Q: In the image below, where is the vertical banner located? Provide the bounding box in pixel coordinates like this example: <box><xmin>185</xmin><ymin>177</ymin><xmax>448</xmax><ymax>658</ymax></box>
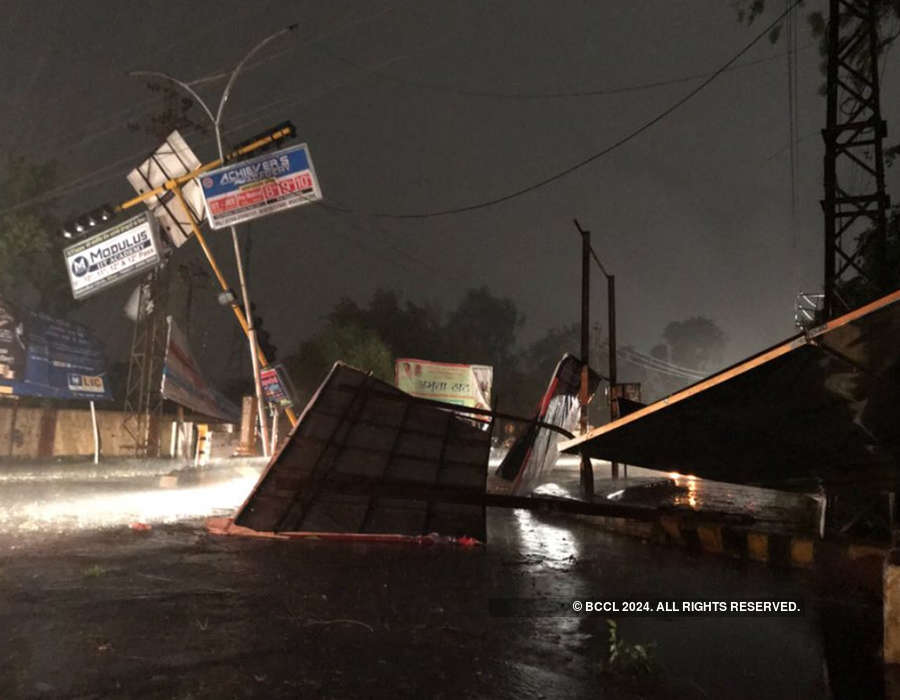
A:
<box><xmin>259</xmin><ymin>364</ymin><xmax>295</xmax><ymax>408</ymax></box>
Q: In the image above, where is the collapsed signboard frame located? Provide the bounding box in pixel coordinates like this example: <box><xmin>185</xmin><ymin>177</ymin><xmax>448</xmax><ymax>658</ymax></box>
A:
<box><xmin>63</xmin><ymin>211</ymin><xmax>162</xmax><ymax>301</ymax></box>
<box><xmin>560</xmin><ymin>288</ymin><xmax>900</xmax><ymax>490</ymax></box>
<box><xmin>233</xmin><ymin>363</ymin><xmax>492</xmax><ymax>541</ymax></box>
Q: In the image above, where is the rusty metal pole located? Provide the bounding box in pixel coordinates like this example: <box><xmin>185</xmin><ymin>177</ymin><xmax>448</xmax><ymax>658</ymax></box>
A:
<box><xmin>608</xmin><ymin>274</ymin><xmax>619</xmax><ymax>479</ymax></box>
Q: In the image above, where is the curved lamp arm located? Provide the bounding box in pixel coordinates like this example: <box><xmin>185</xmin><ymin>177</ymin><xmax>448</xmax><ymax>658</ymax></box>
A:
<box><xmin>216</xmin><ymin>24</ymin><xmax>298</xmax><ymax>135</ymax></box>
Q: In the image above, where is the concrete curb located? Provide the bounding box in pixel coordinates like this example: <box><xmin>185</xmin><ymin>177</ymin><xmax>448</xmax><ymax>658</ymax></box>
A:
<box><xmin>571</xmin><ymin>511</ymin><xmax>887</xmax><ymax>582</ymax></box>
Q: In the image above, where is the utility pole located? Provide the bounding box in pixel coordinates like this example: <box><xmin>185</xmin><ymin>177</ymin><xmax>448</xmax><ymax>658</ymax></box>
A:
<box><xmin>130</xmin><ymin>25</ymin><xmax>298</xmax><ymax>457</ymax></box>
<box><xmin>607</xmin><ymin>272</ymin><xmax>618</xmax><ymax>479</ymax></box>
<box><xmin>574</xmin><ymin>219</ymin><xmax>620</xmax><ymax>483</ymax></box>
<box><xmin>576</xmin><ymin>219</ymin><xmax>594</xmax><ymax>498</ymax></box>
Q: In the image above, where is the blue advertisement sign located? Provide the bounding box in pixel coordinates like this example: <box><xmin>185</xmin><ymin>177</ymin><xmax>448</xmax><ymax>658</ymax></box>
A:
<box><xmin>198</xmin><ymin>143</ymin><xmax>322</xmax><ymax>229</ymax></box>
<box><xmin>0</xmin><ymin>297</ymin><xmax>112</xmax><ymax>401</ymax></box>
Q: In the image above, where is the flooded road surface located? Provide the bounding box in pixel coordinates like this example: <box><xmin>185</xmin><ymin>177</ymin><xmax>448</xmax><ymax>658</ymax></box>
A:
<box><xmin>0</xmin><ymin>455</ymin><xmax>881</xmax><ymax>697</ymax></box>
<box><xmin>491</xmin><ymin>456</ymin><xmax>824</xmax><ymax>535</ymax></box>
<box><xmin>1</xmin><ymin>503</ymin><xmax>875</xmax><ymax>698</ymax></box>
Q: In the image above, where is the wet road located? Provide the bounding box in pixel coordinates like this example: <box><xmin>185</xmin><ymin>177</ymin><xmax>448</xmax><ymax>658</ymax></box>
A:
<box><xmin>1</xmin><ymin>502</ymin><xmax>878</xmax><ymax>698</ymax></box>
<box><xmin>0</xmin><ymin>456</ymin><xmax>880</xmax><ymax>697</ymax></box>
<box><xmin>0</xmin><ymin>459</ymin><xmax>265</xmax><ymax>537</ymax></box>
<box><xmin>494</xmin><ymin>456</ymin><xmax>824</xmax><ymax>535</ymax></box>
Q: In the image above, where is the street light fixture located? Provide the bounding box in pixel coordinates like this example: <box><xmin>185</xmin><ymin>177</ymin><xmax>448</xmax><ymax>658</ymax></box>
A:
<box><xmin>129</xmin><ymin>25</ymin><xmax>298</xmax><ymax>457</ymax></box>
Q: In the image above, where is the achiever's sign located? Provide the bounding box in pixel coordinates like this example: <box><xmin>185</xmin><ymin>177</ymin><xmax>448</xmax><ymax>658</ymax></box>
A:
<box><xmin>198</xmin><ymin>143</ymin><xmax>322</xmax><ymax>229</ymax></box>
<box><xmin>63</xmin><ymin>211</ymin><xmax>162</xmax><ymax>300</ymax></box>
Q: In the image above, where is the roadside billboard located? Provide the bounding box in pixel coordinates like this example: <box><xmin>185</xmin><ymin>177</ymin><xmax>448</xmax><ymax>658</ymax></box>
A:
<box><xmin>160</xmin><ymin>316</ymin><xmax>240</xmax><ymax>423</ymax></box>
<box><xmin>0</xmin><ymin>296</ymin><xmax>112</xmax><ymax>400</ymax></box>
<box><xmin>260</xmin><ymin>364</ymin><xmax>294</xmax><ymax>409</ymax></box>
<box><xmin>63</xmin><ymin>211</ymin><xmax>162</xmax><ymax>301</ymax></box>
<box><xmin>395</xmin><ymin>358</ymin><xmax>492</xmax><ymax>410</ymax></box>
<box><xmin>198</xmin><ymin>143</ymin><xmax>322</xmax><ymax>229</ymax></box>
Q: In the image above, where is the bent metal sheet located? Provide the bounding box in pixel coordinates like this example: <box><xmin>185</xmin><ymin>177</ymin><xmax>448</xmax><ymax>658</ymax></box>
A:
<box><xmin>63</xmin><ymin>211</ymin><xmax>161</xmax><ymax>300</ymax></box>
<box><xmin>198</xmin><ymin>143</ymin><xmax>322</xmax><ymax>229</ymax></box>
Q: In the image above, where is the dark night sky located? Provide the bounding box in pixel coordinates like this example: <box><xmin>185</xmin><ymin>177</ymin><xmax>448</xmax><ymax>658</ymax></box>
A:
<box><xmin>1</xmin><ymin>1</ymin><xmax>898</xmax><ymax>383</ymax></box>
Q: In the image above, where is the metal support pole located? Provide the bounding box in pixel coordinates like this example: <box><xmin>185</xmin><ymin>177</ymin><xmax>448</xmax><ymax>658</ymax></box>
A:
<box><xmin>608</xmin><ymin>274</ymin><xmax>618</xmax><ymax>479</ymax></box>
<box><xmin>580</xmin><ymin>226</ymin><xmax>590</xmax><ymax>433</ymax></box>
<box><xmin>270</xmin><ymin>406</ymin><xmax>279</xmax><ymax>456</ymax></box>
<box><xmin>229</xmin><ymin>223</ymin><xmax>270</xmax><ymax>457</ymax></box>
<box><xmin>129</xmin><ymin>27</ymin><xmax>297</xmax><ymax>455</ymax></box>
<box><xmin>89</xmin><ymin>400</ymin><xmax>99</xmax><ymax>464</ymax></box>
<box><xmin>574</xmin><ymin>219</ymin><xmax>594</xmax><ymax>498</ymax></box>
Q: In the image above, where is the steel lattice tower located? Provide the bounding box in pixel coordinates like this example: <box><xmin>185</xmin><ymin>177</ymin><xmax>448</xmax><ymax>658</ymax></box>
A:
<box><xmin>822</xmin><ymin>0</ymin><xmax>891</xmax><ymax>319</ymax></box>
<box><xmin>121</xmin><ymin>266</ymin><xmax>169</xmax><ymax>457</ymax></box>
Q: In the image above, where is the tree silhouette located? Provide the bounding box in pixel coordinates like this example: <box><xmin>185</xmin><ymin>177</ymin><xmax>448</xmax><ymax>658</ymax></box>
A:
<box><xmin>661</xmin><ymin>317</ymin><xmax>727</xmax><ymax>372</ymax></box>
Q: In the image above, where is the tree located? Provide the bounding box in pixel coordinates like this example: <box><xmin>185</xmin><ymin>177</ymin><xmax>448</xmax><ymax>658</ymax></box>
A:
<box><xmin>284</xmin><ymin>320</ymin><xmax>393</xmax><ymax>400</ymax></box>
<box><xmin>0</xmin><ymin>157</ymin><xmax>71</xmax><ymax>314</ymax></box>
<box><xmin>735</xmin><ymin>1</ymin><xmax>899</xmax><ymax>146</ymax></box>
<box><xmin>443</xmin><ymin>286</ymin><xmax>523</xmax><ymax>366</ymax></box>
<box><xmin>735</xmin><ymin>1</ymin><xmax>899</xmax><ymax>59</ymax></box>
<box><xmin>328</xmin><ymin>288</ymin><xmax>443</xmax><ymax>360</ymax></box>
<box><xmin>660</xmin><ymin>317</ymin><xmax>727</xmax><ymax>372</ymax></box>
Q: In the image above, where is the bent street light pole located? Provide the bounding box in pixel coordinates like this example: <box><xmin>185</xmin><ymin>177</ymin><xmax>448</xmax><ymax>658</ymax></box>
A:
<box><xmin>131</xmin><ymin>25</ymin><xmax>297</xmax><ymax>456</ymax></box>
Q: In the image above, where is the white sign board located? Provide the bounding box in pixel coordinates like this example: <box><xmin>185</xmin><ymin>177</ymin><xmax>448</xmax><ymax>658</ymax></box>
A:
<box><xmin>127</xmin><ymin>130</ymin><xmax>205</xmax><ymax>248</ymax></box>
<box><xmin>198</xmin><ymin>143</ymin><xmax>322</xmax><ymax>229</ymax></box>
<box><xmin>63</xmin><ymin>211</ymin><xmax>162</xmax><ymax>300</ymax></box>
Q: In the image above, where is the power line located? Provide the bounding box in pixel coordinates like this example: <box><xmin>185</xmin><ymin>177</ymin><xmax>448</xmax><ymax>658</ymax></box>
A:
<box><xmin>0</xmin><ymin>20</ymin><xmax>449</xmax><ymax>218</ymax></box>
<box><xmin>31</xmin><ymin>4</ymin><xmax>408</xmax><ymax>160</ymax></box>
<box><xmin>312</xmin><ymin>40</ymin><xmax>814</xmax><ymax>101</ymax></box>
<box><xmin>328</xmin><ymin>0</ymin><xmax>807</xmax><ymax>220</ymax></box>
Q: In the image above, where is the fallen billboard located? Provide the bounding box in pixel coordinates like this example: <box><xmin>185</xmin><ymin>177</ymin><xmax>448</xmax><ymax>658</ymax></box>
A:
<box><xmin>560</xmin><ymin>290</ymin><xmax>900</xmax><ymax>489</ymax></box>
<box><xmin>232</xmin><ymin>363</ymin><xmax>491</xmax><ymax>541</ymax></box>
<box><xmin>198</xmin><ymin>143</ymin><xmax>322</xmax><ymax>229</ymax></box>
<box><xmin>0</xmin><ymin>297</ymin><xmax>112</xmax><ymax>400</ymax></box>
<box><xmin>160</xmin><ymin>316</ymin><xmax>240</xmax><ymax>423</ymax></box>
<box><xmin>63</xmin><ymin>211</ymin><xmax>162</xmax><ymax>300</ymax></box>
<box><xmin>395</xmin><ymin>358</ymin><xmax>492</xmax><ymax>410</ymax></box>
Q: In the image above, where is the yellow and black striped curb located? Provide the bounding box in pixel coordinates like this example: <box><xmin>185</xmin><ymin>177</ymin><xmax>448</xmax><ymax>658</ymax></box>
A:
<box><xmin>572</xmin><ymin>512</ymin><xmax>887</xmax><ymax>573</ymax></box>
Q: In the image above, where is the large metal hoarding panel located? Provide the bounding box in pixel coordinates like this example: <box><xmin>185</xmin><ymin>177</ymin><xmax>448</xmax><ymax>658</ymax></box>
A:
<box><xmin>234</xmin><ymin>363</ymin><xmax>490</xmax><ymax>541</ymax></box>
<box><xmin>63</xmin><ymin>211</ymin><xmax>161</xmax><ymax>300</ymax></box>
<box><xmin>560</xmin><ymin>290</ymin><xmax>900</xmax><ymax>489</ymax></box>
<box><xmin>198</xmin><ymin>143</ymin><xmax>322</xmax><ymax>229</ymax></box>
<box><xmin>160</xmin><ymin>316</ymin><xmax>240</xmax><ymax>423</ymax></box>
<box><xmin>0</xmin><ymin>296</ymin><xmax>112</xmax><ymax>400</ymax></box>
